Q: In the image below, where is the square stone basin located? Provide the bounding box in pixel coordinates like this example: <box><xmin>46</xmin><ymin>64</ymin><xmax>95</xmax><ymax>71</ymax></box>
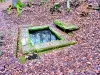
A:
<box><xmin>18</xmin><ymin>26</ymin><xmax>76</xmax><ymax>54</ymax></box>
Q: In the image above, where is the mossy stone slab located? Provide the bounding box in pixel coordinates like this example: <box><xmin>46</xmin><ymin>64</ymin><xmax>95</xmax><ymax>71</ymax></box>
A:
<box><xmin>53</xmin><ymin>20</ymin><xmax>79</xmax><ymax>31</ymax></box>
<box><xmin>32</xmin><ymin>40</ymin><xmax>76</xmax><ymax>53</ymax></box>
<box><xmin>65</xmin><ymin>24</ymin><xmax>79</xmax><ymax>31</ymax></box>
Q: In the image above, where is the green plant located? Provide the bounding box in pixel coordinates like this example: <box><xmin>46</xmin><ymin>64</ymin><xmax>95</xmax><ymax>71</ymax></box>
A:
<box><xmin>27</xmin><ymin>0</ymin><xmax>32</xmax><ymax>7</ymax></box>
<box><xmin>0</xmin><ymin>0</ymin><xmax>5</xmax><ymax>2</ymax></box>
<box><xmin>7</xmin><ymin>0</ymin><xmax>25</xmax><ymax>16</ymax></box>
<box><xmin>50</xmin><ymin>3</ymin><xmax>61</xmax><ymax>14</ymax></box>
<box><xmin>19</xmin><ymin>56</ymin><xmax>26</xmax><ymax>64</ymax></box>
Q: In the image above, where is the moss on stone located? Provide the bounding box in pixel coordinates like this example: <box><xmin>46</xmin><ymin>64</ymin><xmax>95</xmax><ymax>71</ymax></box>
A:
<box><xmin>53</xmin><ymin>20</ymin><xmax>79</xmax><ymax>31</ymax></box>
<box><xmin>31</xmin><ymin>40</ymin><xmax>76</xmax><ymax>53</ymax></box>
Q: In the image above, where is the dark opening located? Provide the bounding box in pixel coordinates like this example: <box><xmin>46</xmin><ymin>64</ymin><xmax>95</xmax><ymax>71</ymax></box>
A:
<box><xmin>29</xmin><ymin>29</ymin><xmax>60</xmax><ymax>45</ymax></box>
<box><xmin>27</xmin><ymin>54</ymin><xmax>38</xmax><ymax>60</ymax></box>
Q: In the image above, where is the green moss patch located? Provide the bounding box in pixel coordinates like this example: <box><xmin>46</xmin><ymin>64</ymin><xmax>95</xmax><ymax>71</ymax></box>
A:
<box><xmin>33</xmin><ymin>40</ymin><xmax>76</xmax><ymax>53</ymax></box>
<box><xmin>19</xmin><ymin>56</ymin><xmax>26</xmax><ymax>64</ymax></box>
<box><xmin>53</xmin><ymin>20</ymin><xmax>79</xmax><ymax>31</ymax></box>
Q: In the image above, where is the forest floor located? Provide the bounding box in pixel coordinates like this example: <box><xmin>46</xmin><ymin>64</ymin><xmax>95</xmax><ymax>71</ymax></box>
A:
<box><xmin>0</xmin><ymin>0</ymin><xmax>100</xmax><ymax>75</ymax></box>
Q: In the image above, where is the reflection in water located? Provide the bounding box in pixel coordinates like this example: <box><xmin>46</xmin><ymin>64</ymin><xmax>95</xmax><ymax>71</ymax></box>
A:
<box><xmin>29</xmin><ymin>29</ymin><xmax>59</xmax><ymax>45</ymax></box>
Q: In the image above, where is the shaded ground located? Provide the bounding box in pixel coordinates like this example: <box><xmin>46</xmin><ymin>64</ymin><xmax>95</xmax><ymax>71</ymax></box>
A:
<box><xmin>0</xmin><ymin>0</ymin><xmax>100</xmax><ymax>75</ymax></box>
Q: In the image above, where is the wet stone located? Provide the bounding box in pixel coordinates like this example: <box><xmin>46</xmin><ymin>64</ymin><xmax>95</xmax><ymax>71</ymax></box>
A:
<box><xmin>22</xmin><ymin>45</ymin><xmax>31</xmax><ymax>53</ymax></box>
<box><xmin>21</xmin><ymin>31</ymin><xmax>28</xmax><ymax>38</ymax></box>
<box><xmin>29</xmin><ymin>29</ymin><xmax>60</xmax><ymax>45</ymax></box>
<box><xmin>21</xmin><ymin>38</ymin><xmax>28</xmax><ymax>46</ymax></box>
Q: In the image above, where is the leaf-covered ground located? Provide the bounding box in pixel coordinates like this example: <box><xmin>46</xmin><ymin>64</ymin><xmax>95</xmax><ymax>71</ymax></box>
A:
<box><xmin>0</xmin><ymin>0</ymin><xmax>100</xmax><ymax>75</ymax></box>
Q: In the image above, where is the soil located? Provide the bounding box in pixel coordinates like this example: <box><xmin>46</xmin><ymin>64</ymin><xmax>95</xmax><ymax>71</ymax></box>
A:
<box><xmin>0</xmin><ymin>0</ymin><xmax>100</xmax><ymax>75</ymax></box>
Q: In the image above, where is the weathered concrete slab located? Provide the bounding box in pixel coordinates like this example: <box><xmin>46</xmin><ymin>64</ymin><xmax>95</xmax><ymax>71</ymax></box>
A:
<box><xmin>53</xmin><ymin>20</ymin><xmax>79</xmax><ymax>31</ymax></box>
<box><xmin>33</xmin><ymin>40</ymin><xmax>76</xmax><ymax>53</ymax></box>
